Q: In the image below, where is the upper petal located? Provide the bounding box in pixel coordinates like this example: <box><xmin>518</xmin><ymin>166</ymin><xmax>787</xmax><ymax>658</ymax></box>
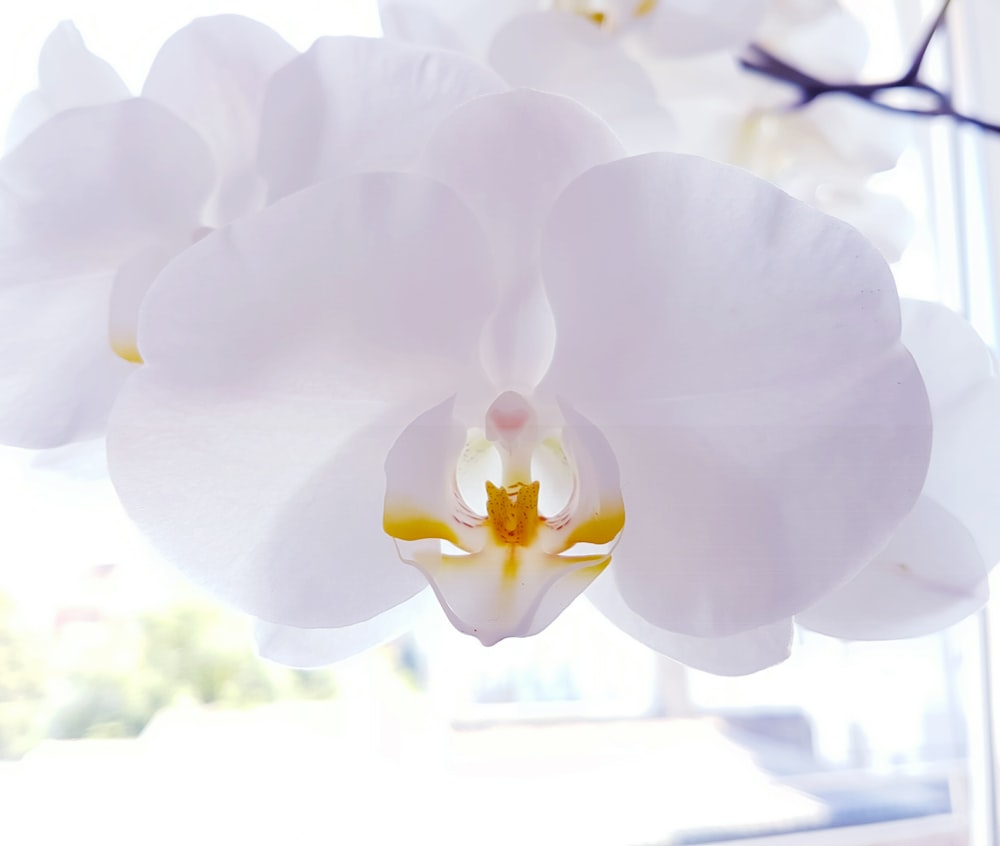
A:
<box><xmin>142</xmin><ymin>15</ymin><xmax>297</xmax><ymax>225</ymax></box>
<box><xmin>423</xmin><ymin>89</ymin><xmax>625</xmax><ymax>389</ymax></box>
<box><xmin>541</xmin><ymin>154</ymin><xmax>931</xmax><ymax>636</ymax></box>
<box><xmin>0</xmin><ymin>98</ymin><xmax>214</xmax><ymax>282</ymax></box>
<box><xmin>586</xmin><ymin>571</ymin><xmax>793</xmax><ymax>675</ymax></box>
<box><xmin>257</xmin><ymin>36</ymin><xmax>506</xmax><ymax>202</ymax></box>
<box><xmin>6</xmin><ymin>21</ymin><xmax>130</xmax><ymax>148</ymax></box>
<box><xmin>488</xmin><ymin>11</ymin><xmax>675</xmax><ymax>154</ymax></box>
<box><xmin>379</xmin><ymin>0</ymin><xmax>538</xmax><ymax>56</ymax></box>
<box><xmin>643</xmin><ymin>0</ymin><xmax>767</xmax><ymax>56</ymax></box>
<box><xmin>108</xmin><ymin>172</ymin><xmax>496</xmax><ymax>627</ymax></box>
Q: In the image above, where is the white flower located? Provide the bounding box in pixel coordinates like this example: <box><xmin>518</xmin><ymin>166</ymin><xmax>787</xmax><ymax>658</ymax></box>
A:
<box><xmin>0</xmin><ymin>16</ymin><xmax>297</xmax><ymax>447</ymax></box>
<box><xmin>105</xmin><ymin>41</ymin><xmax>933</xmax><ymax>674</ymax></box>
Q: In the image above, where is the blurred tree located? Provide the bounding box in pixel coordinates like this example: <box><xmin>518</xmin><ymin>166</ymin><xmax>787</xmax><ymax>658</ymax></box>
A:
<box><xmin>0</xmin><ymin>594</ymin><xmax>48</xmax><ymax>759</ymax></box>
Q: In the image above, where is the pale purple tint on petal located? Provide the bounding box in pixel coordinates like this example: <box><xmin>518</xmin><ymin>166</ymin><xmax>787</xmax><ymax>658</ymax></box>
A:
<box><xmin>488</xmin><ymin>12</ymin><xmax>675</xmax><ymax>154</ymax></box>
<box><xmin>0</xmin><ymin>99</ymin><xmax>213</xmax><ymax>282</ymax></box>
<box><xmin>542</xmin><ymin>153</ymin><xmax>931</xmax><ymax>636</ymax></box>
<box><xmin>6</xmin><ymin>21</ymin><xmax>130</xmax><ymax>148</ymax></box>
<box><xmin>379</xmin><ymin>0</ymin><xmax>537</xmax><ymax>57</ymax></box>
<box><xmin>645</xmin><ymin>0</ymin><xmax>767</xmax><ymax>56</ymax></box>
<box><xmin>424</xmin><ymin>89</ymin><xmax>624</xmax><ymax>389</ymax></box>
<box><xmin>142</xmin><ymin>15</ymin><xmax>297</xmax><ymax>225</ymax></box>
<box><xmin>796</xmin><ymin>497</ymin><xmax>989</xmax><ymax>639</ymax></box>
<box><xmin>109</xmin><ymin>173</ymin><xmax>495</xmax><ymax>627</ymax></box>
<box><xmin>586</xmin><ymin>571</ymin><xmax>793</xmax><ymax>675</ymax></box>
<box><xmin>254</xmin><ymin>590</ymin><xmax>436</xmax><ymax>668</ymax></box>
<box><xmin>903</xmin><ymin>299</ymin><xmax>1000</xmax><ymax>566</ymax></box>
<box><xmin>257</xmin><ymin>36</ymin><xmax>506</xmax><ymax>202</ymax></box>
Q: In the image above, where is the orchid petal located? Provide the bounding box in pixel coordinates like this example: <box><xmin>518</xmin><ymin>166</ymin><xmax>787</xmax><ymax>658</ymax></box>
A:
<box><xmin>108</xmin><ymin>173</ymin><xmax>496</xmax><ymax>627</ymax></box>
<box><xmin>424</xmin><ymin>89</ymin><xmax>624</xmax><ymax>389</ymax></box>
<box><xmin>903</xmin><ymin>299</ymin><xmax>1000</xmax><ymax>565</ymax></box>
<box><xmin>586</xmin><ymin>572</ymin><xmax>792</xmax><ymax>675</ymax></box>
<box><xmin>6</xmin><ymin>21</ymin><xmax>130</xmax><ymax>148</ymax></box>
<box><xmin>541</xmin><ymin>153</ymin><xmax>931</xmax><ymax>636</ymax></box>
<box><xmin>797</xmin><ymin>497</ymin><xmax>988</xmax><ymax>639</ymax></box>
<box><xmin>379</xmin><ymin>0</ymin><xmax>537</xmax><ymax>56</ymax></box>
<box><xmin>378</xmin><ymin>3</ymin><xmax>467</xmax><ymax>52</ymax></box>
<box><xmin>108</xmin><ymin>239</ymin><xmax>193</xmax><ymax>364</ymax></box>
<box><xmin>0</xmin><ymin>99</ymin><xmax>213</xmax><ymax>281</ymax></box>
<box><xmin>257</xmin><ymin>36</ymin><xmax>506</xmax><ymax>202</ymax></box>
<box><xmin>142</xmin><ymin>15</ymin><xmax>296</xmax><ymax>225</ymax></box>
<box><xmin>488</xmin><ymin>12</ymin><xmax>675</xmax><ymax>153</ymax></box>
<box><xmin>254</xmin><ymin>590</ymin><xmax>436</xmax><ymax>668</ymax></box>
<box><xmin>0</xmin><ymin>272</ymin><xmax>133</xmax><ymax>447</ymax></box>
<box><xmin>644</xmin><ymin>0</ymin><xmax>767</xmax><ymax>56</ymax></box>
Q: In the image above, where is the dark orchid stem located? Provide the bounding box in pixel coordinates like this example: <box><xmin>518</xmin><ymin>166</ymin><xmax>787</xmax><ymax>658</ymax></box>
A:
<box><xmin>738</xmin><ymin>0</ymin><xmax>1000</xmax><ymax>135</ymax></box>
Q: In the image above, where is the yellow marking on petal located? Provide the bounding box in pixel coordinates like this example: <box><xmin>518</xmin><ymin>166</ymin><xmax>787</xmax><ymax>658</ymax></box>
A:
<box><xmin>111</xmin><ymin>338</ymin><xmax>143</xmax><ymax>364</ymax></box>
<box><xmin>565</xmin><ymin>504</ymin><xmax>626</xmax><ymax>547</ymax></box>
<box><xmin>634</xmin><ymin>0</ymin><xmax>658</xmax><ymax>17</ymax></box>
<box><xmin>584</xmin><ymin>11</ymin><xmax>607</xmax><ymax>25</ymax></box>
<box><xmin>383</xmin><ymin>509</ymin><xmax>461</xmax><ymax>545</ymax></box>
<box><xmin>486</xmin><ymin>480</ymin><xmax>541</xmax><ymax>547</ymax></box>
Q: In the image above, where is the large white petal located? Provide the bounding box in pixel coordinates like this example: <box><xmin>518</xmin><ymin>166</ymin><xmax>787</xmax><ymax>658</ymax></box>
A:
<box><xmin>488</xmin><ymin>12</ymin><xmax>675</xmax><ymax>154</ymax></box>
<box><xmin>587</xmin><ymin>571</ymin><xmax>792</xmax><ymax>675</ymax></box>
<box><xmin>0</xmin><ymin>99</ymin><xmax>213</xmax><ymax>282</ymax></box>
<box><xmin>257</xmin><ymin>36</ymin><xmax>506</xmax><ymax>202</ymax></box>
<box><xmin>142</xmin><ymin>15</ymin><xmax>296</xmax><ymax>225</ymax></box>
<box><xmin>796</xmin><ymin>497</ymin><xmax>988</xmax><ymax>639</ymax></box>
<box><xmin>0</xmin><ymin>272</ymin><xmax>134</xmax><ymax>447</ymax></box>
<box><xmin>108</xmin><ymin>173</ymin><xmax>496</xmax><ymax>627</ymax></box>
<box><xmin>255</xmin><ymin>590</ymin><xmax>436</xmax><ymax>668</ymax></box>
<box><xmin>541</xmin><ymin>153</ymin><xmax>931</xmax><ymax>636</ymax></box>
<box><xmin>6</xmin><ymin>21</ymin><xmax>130</xmax><ymax>148</ymax></box>
<box><xmin>424</xmin><ymin>89</ymin><xmax>624</xmax><ymax>390</ymax></box>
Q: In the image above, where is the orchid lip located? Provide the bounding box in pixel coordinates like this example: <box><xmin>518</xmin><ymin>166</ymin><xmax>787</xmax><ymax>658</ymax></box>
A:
<box><xmin>383</xmin><ymin>392</ymin><xmax>626</xmax><ymax>645</ymax></box>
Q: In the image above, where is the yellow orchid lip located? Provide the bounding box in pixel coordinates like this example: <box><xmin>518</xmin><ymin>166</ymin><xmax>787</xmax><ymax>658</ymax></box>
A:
<box><xmin>383</xmin><ymin>392</ymin><xmax>626</xmax><ymax>645</ymax></box>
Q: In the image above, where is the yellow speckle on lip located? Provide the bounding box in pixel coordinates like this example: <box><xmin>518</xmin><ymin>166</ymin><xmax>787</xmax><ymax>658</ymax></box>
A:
<box><xmin>486</xmin><ymin>480</ymin><xmax>541</xmax><ymax>547</ymax></box>
<box><xmin>634</xmin><ymin>0</ymin><xmax>658</xmax><ymax>17</ymax></box>
<box><xmin>111</xmin><ymin>337</ymin><xmax>143</xmax><ymax>364</ymax></box>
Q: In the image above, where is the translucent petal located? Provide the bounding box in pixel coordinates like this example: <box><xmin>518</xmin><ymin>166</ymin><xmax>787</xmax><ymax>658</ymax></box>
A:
<box><xmin>424</xmin><ymin>89</ymin><xmax>624</xmax><ymax>389</ymax></box>
<box><xmin>257</xmin><ymin>36</ymin><xmax>506</xmax><ymax>202</ymax></box>
<box><xmin>254</xmin><ymin>590</ymin><xmax>436</xmax><ymax>668</ymax></box>
<box><xmin>644</xmin><ymin>0</ymin><xmax>767</xmax><ymax>56</ymax></box>
<box><xmin>587</xmin><ymin>572</ymin><xmax>792</xmax><ymax>675</ymax></box>
<box><xmin>796</xmin><ymin>497</ymin><xmax>989</xmax><ymax>639</ymax></box>
<box><xmin>488</xmin><ymin>12</ymin><xmax>675</xmax><ymax>154</ymax></box>
<box><xmin>379</xmin><ymin>0</ymin><xmax>538</xmax><ymax>56</ymax></box>
<box><xmin>903</xmin><ymin>299</ymin><xmax>1000</xmax><ymax>565</ymax></box>
<box><xmin>542</xmin><ymin>154</ymin><xmax>931</xmax><ymax>636</ymax></box>
<box><xmin>0</xmin><ymin>272</ymin><xmax>134</xmax><ymax>447</ymax></box>
<box><xmin>0</xmin><ymin>99</ymin><xmax>213</xmax><ymax>281</ymax></box>
<box><xmin>108</xmin><ymin>173</ymin><xmax>496</xmax><ymax>627</ymax></box>
<box><xmin>6</xmin><ymin>21</ymin><xmax>130</xmax><ymax>148</ymax></box>
<box><xmin>142</xmin><ymin>15</ymin><xmax>296</xmax><ymax>225</ymax></box>
<box><xmin>108</xmin><ymin>239</ymin><xmax>193</xmax><ymax>364</ymax></box>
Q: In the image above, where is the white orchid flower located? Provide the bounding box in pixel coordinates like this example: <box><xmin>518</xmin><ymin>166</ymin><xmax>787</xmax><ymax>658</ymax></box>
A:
<box><xmin>0</xmin><ymin>16</ymin><xmax>297</xmax><ymax>448</ymax></box>
<box><xmin>105</xmin><ymin>40</ymin><xmax>933</xmax><ymax>673</ymax></box>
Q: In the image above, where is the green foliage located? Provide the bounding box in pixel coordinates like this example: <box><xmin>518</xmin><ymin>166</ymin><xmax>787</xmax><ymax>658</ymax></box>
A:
<box><xmin>0</xmin><ymin>595</ymin><xmax>47</xmax><ymax>759</ymax></box>
<box><xmin>46</xmin><ymin>599</ymin><xmax>338</xmax><ymax>742</ymax></box>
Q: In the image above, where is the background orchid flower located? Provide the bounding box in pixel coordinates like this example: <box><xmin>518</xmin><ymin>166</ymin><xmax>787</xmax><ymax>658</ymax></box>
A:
<box><xmin>0</xmin><ymin>15</ymin><xmax>297</xmax><ymax>448</ymax></box>
<box><xmin>379</xmin><ymin>0</ymin><xmax>911</xmax><ymax>257</ymax></box>
<box><xmin>107</xmin><ymin>66</ymin><xmax>931</xmax><ymax>673</ymax></box>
